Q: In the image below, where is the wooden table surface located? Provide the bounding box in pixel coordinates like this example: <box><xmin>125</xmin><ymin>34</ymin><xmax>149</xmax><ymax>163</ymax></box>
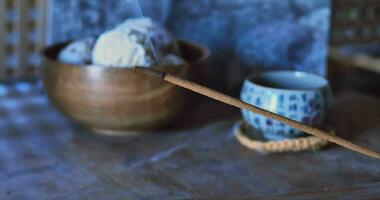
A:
<box><xmin>0</xmin><ymin>85</ymin><xmax>379</xmax><ymax>199</ymax></box>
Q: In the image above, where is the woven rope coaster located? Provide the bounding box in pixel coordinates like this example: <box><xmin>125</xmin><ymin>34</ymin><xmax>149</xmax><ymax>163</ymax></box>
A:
<box><xmin>234</xmin><ymin>121</ymin><xmax>335</xmax><ymax>153</ymax></box>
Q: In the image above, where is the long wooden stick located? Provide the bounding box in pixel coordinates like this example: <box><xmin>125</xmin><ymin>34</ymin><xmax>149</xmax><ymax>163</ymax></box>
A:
<box><xmin>134</xmin><ymin>67</ymin><xmax>380</xmax><ymax>160</ymax></box>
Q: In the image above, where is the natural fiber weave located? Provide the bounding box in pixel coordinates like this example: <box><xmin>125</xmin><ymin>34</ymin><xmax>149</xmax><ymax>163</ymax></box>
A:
<box><xmin>234</xmin><ymin>121</ymin><xmax>334</xmax><ymax>153</ymax></box>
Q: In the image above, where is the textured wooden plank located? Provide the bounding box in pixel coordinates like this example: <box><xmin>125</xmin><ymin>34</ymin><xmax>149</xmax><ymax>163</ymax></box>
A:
<box><xmin>0</xmin><ymin>88</ymin><xmax>379</xmax><ymax>199</ymax></box>
<box><xmin>225</xmin><ymin>182</ymin><xmax>380</xmax><ymax>200</ymax></box>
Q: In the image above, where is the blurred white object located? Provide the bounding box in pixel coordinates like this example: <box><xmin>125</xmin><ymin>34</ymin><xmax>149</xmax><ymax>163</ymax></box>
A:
<box><xmin>161</xmin><ymin>54</ymin><xmax>185</xmax><ymax>66</ymax></box>
<box><xmin>58</xmin><ymin>37</ymin><xmax>95</xmax><ymax>64</ymax></box>
<box><xmin>92</xmin><ymin>17</ymin><xmax>183</xmax><ymax>68</ymax></box>
<box><xmin>92</xmin><ymin>30</ymin><xmax>149</xmax><ymax>67</ymax></box>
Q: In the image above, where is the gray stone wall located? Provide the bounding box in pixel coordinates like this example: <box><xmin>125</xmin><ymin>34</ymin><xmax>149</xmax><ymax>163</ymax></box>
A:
<box><xmin>50</xmin><ymin>0</ymin><xmax>330</xmax><ymax>90</ymax></box>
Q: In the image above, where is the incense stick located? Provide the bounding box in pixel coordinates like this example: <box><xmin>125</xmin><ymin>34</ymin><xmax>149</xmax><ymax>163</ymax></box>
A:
<box><xmin>134</xmin><ymin>67</ymin><xmax>380</xmax><ymax>160</ymax></box>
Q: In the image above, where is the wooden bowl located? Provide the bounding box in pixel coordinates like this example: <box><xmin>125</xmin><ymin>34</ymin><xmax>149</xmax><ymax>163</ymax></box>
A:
<box><xmin>42</xmin><ymin>40</ymin><xmax>209</xmax><ymax>136</ymax></box>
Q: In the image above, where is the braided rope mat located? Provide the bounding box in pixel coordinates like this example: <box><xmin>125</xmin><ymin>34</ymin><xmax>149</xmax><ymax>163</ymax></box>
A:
<box><xmin>234</xmin><ymin>121</ymin><xmax>335</xmax><ymax>153</ymax></box>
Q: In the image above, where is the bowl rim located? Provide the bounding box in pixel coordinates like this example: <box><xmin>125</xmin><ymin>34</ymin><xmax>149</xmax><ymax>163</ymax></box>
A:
<box><xmin>41</xmin><ymin>39</ymin><xmax>210</xmax><ymax>70</ymax></box>
<box><xmin>244</xmin><ymin>70</ymin><xmax>330</xmax><ymax>93</ymax></box>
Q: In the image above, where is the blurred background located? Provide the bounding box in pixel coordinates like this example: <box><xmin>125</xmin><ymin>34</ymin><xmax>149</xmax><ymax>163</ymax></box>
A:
<box><xmin>0</xmin><ymin>0</ymin><xmax>379</xmax><ymax>95</ymax></box>
<box><xmin>1</xmin><ymin>0</ymin><xmax>330</xmax><ymax>89</ymax></box>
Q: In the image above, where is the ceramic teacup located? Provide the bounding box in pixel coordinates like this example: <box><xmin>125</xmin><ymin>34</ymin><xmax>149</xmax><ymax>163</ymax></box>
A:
<box><xmin>240</xmin><ymin>71</ymin><xmax>332</xmax><ymax>140</ymax></box>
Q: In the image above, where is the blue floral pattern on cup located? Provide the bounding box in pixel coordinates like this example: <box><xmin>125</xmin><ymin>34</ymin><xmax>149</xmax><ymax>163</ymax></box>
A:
<box><xmin>240</xmin><ymin>71</ymin><xmax>332</xmax><ymax>141</ymax></box>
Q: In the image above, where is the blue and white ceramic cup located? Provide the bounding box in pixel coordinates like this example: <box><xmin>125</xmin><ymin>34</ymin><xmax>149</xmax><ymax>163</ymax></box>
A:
<box><xmin>240</xmin><ymin>71</ymin><xmax>332</xmax><ymax>140</ymax></box>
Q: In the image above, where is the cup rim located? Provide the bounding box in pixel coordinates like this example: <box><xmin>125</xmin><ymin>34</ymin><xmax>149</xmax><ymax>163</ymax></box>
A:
<box><xmin>245</xmin><ymin>70</ymin><xmax>329</xmax><ymax>92</ymax></box>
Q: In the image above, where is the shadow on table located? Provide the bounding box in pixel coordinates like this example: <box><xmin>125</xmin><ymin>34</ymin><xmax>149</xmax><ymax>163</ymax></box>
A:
<box><xmin>326</xmin><ymin>91</ymin><xmax>380</xmax><ymax>141</ymax></box>
<box><xmin>167</xmin><ymin>96</ymin><xmax>240</xmax><ymax>131</ymax></box>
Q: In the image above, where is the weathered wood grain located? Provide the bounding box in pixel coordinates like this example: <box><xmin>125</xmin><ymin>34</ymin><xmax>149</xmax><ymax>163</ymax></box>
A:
<box><xmin>0</xmin><ymin>87</ymin><xmax>379</xmax><ymax>199</ymax></box>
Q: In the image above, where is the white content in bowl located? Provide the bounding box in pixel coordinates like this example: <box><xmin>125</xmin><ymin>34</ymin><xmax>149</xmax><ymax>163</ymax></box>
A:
<box><xmin>58</xmin><ymin>37</ymin><xmax>95</xmax><ymax>65</ymax></box>
<box><xmin>92</xmin><ymin>17</ymin><xmax>184</xmax><ymax>68</ymax></box>
<box><xmin>92</xmin><ymin>30</ymin><xmax>147</xmax><ymax>67</ymax></box>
